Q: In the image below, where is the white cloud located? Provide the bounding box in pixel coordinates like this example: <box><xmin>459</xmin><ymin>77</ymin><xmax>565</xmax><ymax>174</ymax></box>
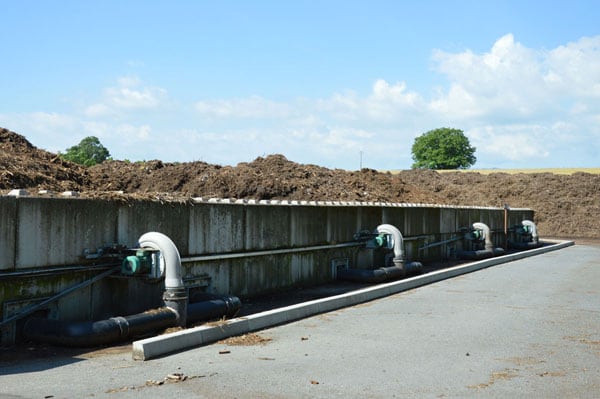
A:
<box><xmin>81</xmin><ymin>121</ymin><xmax>111</xmax><ymax>138</ymax></box>
<box><xmin>545</xmin><ymin>36</ymin><xmax>600</xmax><ymax>97</ymax></box>
<box><xmin>106</xmin><ymin>86</ymin><xmax>165</xmax><ymax>109</ymax></box>
<box><xmin>4</xmin><ymin>34</ymin><xmax>600</xmax><ymax>170</ymax></box>
<box><xmin>83</xmin><ymin>76</ymin><xmax>167</xmax><ymax>119</ymax></box>
<box><xmin>83</xmin><ymin>76</ymin><xmax>167</xmax><ymax>118</ymax></box>
<box><xmin>195</xmin><ymin>96</ymin><xmax>291</xmax><ymax>119</ymax></box>
<box><xmin>318</xmin><ymin>80</ymin><xmax>425</xmax><ymax>124</ymax></box>
<box><xmin>1</xmin><ymin>112</ymin><xmax>75</xmax><ymax>132</ymax></box>
<box><xmin>115</xmin><ymin>124</ymin><xmax>152</xmax><ymax>140</ymax></box>
<box><xmin>430</xmin><ymin>34</ymin><xmax>553</xmax><ymax>121</ymax></box>
<box><xmin>84</xmin><ymin>103</ymin><xmax>112</xmax><ymax>118</ymax></box>
<box><xmin>0</xmin><ymin>112</ymin><xmax>77</xmax><ymax>152</ymax></box>
<box><xmin>469</xmin><ymin>126</ymin><xmax>550</xmax><ymax>162</ymax></box>
<box><xmin>117</xmin><ymin>75</ymin><xmax>142</xmax><ymax>87</ymax></box>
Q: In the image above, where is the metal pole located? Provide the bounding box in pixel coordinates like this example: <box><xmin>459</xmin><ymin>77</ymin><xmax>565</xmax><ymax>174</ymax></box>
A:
<box><xmin>0</xmin><ymin>266</ymin><xmax>120</xmax><ymax>327</ymax></box>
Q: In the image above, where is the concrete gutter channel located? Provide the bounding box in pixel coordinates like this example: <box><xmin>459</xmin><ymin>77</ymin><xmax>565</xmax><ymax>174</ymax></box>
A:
<box><xmin>133</xmin><ymin>239</ymin><xmax>573</xmax><ymax>360</ymax></box>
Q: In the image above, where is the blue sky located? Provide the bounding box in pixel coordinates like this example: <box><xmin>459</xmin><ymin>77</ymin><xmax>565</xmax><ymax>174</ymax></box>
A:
<box><xmin>1</xmin><ymin>1</ymin><xmax>599</xmax><ymax>170</ymax></box>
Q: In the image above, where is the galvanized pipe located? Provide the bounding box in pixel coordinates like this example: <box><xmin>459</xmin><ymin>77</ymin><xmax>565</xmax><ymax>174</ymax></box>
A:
<box><xmin>183</xmin><ymin>242</ymin><xmax>363</xmax><ymax>263</ymax></box>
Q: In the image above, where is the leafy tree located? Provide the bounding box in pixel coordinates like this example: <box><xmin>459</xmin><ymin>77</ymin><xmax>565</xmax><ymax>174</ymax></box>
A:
<box><xmin>61</xmin><ymin>136</ymin><xmax>111</xmax><ymax>166</ymax></box>
<box><xmin>411</xmin><ymin>128</ymin><xmax>476</xmax><ymax>169</ymax></box>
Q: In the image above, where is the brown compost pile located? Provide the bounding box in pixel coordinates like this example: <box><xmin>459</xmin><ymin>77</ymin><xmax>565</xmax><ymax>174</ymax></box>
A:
<box><xmin>2</xmin><ymin>127</ymin><xmax>599</xmax><ymax>238</ymax></box>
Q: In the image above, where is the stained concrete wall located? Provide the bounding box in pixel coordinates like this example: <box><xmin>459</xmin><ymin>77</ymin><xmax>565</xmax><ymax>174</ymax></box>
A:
<box><xmin>189</xmin><ymin>204</ymin><xmax>246</xmax><ymax>254</ymax></box>
<box><xmin>15</xmin><ymin>198</ymin><xmax>118</xmax><ymax>268</ymax></box>
<box><xmin>2</xmin><ymin>197</ymin><xmax>534</xmax><ymax>270</ymax></box>
<box><xmin>118</xmin><ymin>201</ymin><xmax>191</xmax><ymax>254</ymax></box>
<box><xmin>0</xmin><ymin>197</ymin><xmax>16</xmax><ymax>271</ymax></box>
<box><xmin>0</xmin><ymin>196</ymin><xmax>534</xmax><ymax>335</ymax></box>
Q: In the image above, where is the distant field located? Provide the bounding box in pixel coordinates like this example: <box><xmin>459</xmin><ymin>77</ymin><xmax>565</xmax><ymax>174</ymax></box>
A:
<box><xmin>388</xmin><ymin>168</ymin><xmax>600</xmax><ymax>175</ymax></box>
<box><xmin>439</xmin><ymin>168</ymin><xmax>600</xmax><ymax>175</ymax></box>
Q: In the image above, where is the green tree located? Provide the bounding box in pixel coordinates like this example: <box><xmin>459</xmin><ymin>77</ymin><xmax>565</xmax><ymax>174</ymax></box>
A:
<box><xmin>411</xmin><ymin>128</ymin><xmax>476</xmax><ymax>169</ymax></box>
<box><xmin>61</xmin><ymin>136</ymin><xmax>111</xmax><ymax>166</ymax></box>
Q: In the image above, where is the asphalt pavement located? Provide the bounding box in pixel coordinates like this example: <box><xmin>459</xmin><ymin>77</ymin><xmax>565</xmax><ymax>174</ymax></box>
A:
<box><xmin>1</xmin><ymin>243</ymin><xmax>599</xmax><ymax>399</ymax></box>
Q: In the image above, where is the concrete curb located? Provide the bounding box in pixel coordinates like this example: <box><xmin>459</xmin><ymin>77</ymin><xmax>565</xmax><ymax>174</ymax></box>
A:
<box><xmin>132</xmin><ymin>240</ymin><xmax>574</xmax><ymax>360</ymax></box>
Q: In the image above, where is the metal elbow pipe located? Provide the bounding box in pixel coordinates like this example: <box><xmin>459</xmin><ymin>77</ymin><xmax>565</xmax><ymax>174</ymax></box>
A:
<box><xmin>375</xmin><ymin>224</ymin><xmax>405</xmax><ymax>263</ymax></box>
<box><xmin>138</xmin><ymin>232</ymin><xmax>184</xmax><ymax>290</ymax></box>
<box><xmin>138</xmin><ymin>232</ymin><xmax>187</xmax><ymax>327</ymax></box>
<box><xmin>472</xmin><ymin>222</ymin><xmax>493</xmax><ymax>250</ymax></box>
<box><xmin>522</xmin><ymin>220</ymin><xmax>539</xmax><ymax>243</ymax></box>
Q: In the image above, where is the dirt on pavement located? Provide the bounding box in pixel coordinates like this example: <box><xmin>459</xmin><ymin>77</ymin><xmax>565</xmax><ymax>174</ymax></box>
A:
<box><xmin>2</xmin><ymin>127</ymin><xmax>599</xmax><ymax>238</ymax></box>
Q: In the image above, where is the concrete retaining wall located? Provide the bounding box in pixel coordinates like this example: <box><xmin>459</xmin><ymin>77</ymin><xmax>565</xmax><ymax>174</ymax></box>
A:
<box><xmin>0</xmin><ymin>196</ymin><xmax>533</xmax><ymax>343</ymax></box>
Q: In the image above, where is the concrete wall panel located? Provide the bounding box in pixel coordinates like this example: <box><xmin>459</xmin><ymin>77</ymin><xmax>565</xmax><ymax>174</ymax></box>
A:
<box><xmin>327</xmin><ymin>207</ymin><xmax>359</xmax><ymax>243</ymax></box>
<box><xmin>290</xmin><ymin>206</ymin><xmax>328</xmax><ymax>247</ymax></box>
<box><xmin>57</xmin><ymin>285</ymin><xmax>92</xmax><ymax>321</ymax></box>
<box><xmin>189</xmin><ymin>204</ymin><xmax>246</xmax><ymax>254</ymax></box>
<box><xmin>291</xmin><ymin>253</ymin><xmax>314</xmax><ymax>284</ymax></box>
<box><xmin>404</xmin><ymin>207</ymin><xmax>439</xmax><ymax>236</ymax></box>
<box><xmin>469</xmin><ymin>209</ymin><xmax>484</xmax><ymax>227</ymax></box>
<box><xmin>117</xmin><ymin>200</ymin><xmax>190</xmax><ymax>254</ymax></box>
<box><xmin>456</xmin><ymin>209</ymin><xmax>472</xmax><ymax>230</ymax></box>
<box><xmin>245</xmin><ymin>206</ymin><xmax>290</xmax><ymax>250</ymax></box>
<box><xmin>440</xmin><ymin>208</ymin><xmax>457</xmax><ymax>234</ymax></box>
<box><xmin>381</xmin><ymin>207</ymin><xmax>405</xmax><ymax>230</ymax></box>
<box><xmin>184</xmin><ymin>259</ymin><xmax>231</xmax><ymax>295</ymax></box>
<box><xmin>508</xmin><ymin>210</ymin><xmax>534</xmax><ymax>229</ymax></box>
<box><xmin>16</xmin><ymin>198</ymin><xmax>118</xmax><ymax>268</ymax></box>
<box><xmin>228</xmin><ymin>256</ymin><xmax>289</xmax><ymax>297</ymax></box>
<box><xmin>0</xmin><ymin>197</ymin><xmax>16</xmax><ymax>270</ymax></box>
<box><xmin>357</xmin><ymin>207</ymin><xmax>383</xmax><ymax>232</ymax></box>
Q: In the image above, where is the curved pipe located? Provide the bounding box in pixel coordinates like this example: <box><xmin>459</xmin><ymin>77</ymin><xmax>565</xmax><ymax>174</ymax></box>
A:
<box><xmin>375</xmin><ymin>224</ymin><xmax>404</xmax><ymax>263</ymax></box>
<box><xmin>457</xmin><ymin>222</ymin><xmax>505</xmax><ymax>259</ymax></box>
<box><xmin>472</xmin><ymin>222</ymin><xmax>493</xmax><ymax>250</ymax></box>
<box><xmin>509</xmin><ymin>220</ymin><xmax>541</xmax><ymax>249</ymax></box>
<box><xmin>138</xmin><ymin>232</ymin><xmax>188</xmax><ymax>326</ymax></box>
<box><xmin>338</xmin><ymin>223</ymin><xmax>421</xmax><ymax>283</ymax></box>
<box><xmin>522</xmin><ymin>220</ymin><xmax>539</xmax><ymax>243</ymax></box>
<box><xmin>22</xmin><ymin>232</ymin><xmax>241</xmax><ymax>347</ymax></box>
<box><xmin>138</xmin><ymin>232</ymin><xmax>183</xmax><ymax>290</ymax></box>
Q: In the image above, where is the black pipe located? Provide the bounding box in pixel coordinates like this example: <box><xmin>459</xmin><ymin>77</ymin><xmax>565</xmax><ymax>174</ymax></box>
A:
<box><xmin>23</xmin><ymin>295</ymin><xmax>242</xmax><ymax>347</ymax></box>
<box><xmin>187</xmin><ymin>295</ymin><xmax>242</xmax><ymax>324</ymax></box>
<box><xmin>456</xmin><ymin>247</ymin><xmax>505</xmax><ymax>260</ymax></box>
<box><xmin>338</xmin><ymin>262</ymin><xmax>423</xmax><ymax>284</ymax></box>
<box><xmin>23</xmin><ymin>307</ymin><xmax>177</xmax><ymax>347</ymax></box>
<box><xmin>508</xmin><ymin>241</ymin><xmax>542</xmax><ymax>250</ymax></box>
